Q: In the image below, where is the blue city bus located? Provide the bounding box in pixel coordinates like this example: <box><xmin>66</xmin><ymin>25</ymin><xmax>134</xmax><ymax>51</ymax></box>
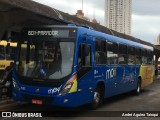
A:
<box><xmin>12</xmin><ymin>25</ymin><xmax>154</xmax><ymax>109</ymax></box>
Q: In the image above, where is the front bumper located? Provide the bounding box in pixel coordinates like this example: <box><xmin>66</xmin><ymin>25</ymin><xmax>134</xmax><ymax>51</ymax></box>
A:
<box><xmin>12</xmin><ymin>89</ymin><xmax>93</xmax><ymax>107</ymax></box>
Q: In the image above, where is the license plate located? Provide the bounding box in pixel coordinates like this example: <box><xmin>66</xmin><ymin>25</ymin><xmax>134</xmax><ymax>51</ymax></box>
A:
<box><xmin>32</xmin><ymin>99</ymin><xmax>43</xmax><ymax>105</ymax></box>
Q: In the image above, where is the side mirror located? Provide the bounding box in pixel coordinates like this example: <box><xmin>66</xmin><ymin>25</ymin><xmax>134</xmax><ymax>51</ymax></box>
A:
<box><xmin>79</xmin><ymin>44</ymin><xmax>90</xmax><ymax>56</ymax></box>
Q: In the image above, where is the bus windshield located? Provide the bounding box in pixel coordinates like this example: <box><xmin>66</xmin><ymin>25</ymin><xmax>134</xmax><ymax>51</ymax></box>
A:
<box><xmin>16</xmin><ymin>39</ymin><xmax>75</xmax><ymax>80</ymax></box>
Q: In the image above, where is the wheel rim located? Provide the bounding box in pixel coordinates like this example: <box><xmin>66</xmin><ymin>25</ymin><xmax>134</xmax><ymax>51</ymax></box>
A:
<box><xmin>94</xmin><ymin>92</ymin><xmax>100</xmax><ymax>104</ymax></box>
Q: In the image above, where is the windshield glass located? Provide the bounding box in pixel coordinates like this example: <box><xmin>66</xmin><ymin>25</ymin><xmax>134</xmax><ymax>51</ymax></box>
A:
<box><xmin>16</xmin><ymin>40</ymin><xmax>75</xmax><ymax>79</ymax></box>
<box><xmin>0</xmin><ymin>45</ymin><xmax>5</xmax><ymax>60</ymax></box>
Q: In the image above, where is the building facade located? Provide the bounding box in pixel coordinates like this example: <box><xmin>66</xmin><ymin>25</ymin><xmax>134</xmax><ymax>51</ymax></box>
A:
<box><xmin>75</xmin><ymin>10</ymin><xmax>90</xmax><ymax>21</ymax></box>
<box><xmin>105</xmin><ymin>0</ymin><xmax>132</xmax><ymax>35</ymax></box>
<box><xmin>154</xmin><ymin>33</ymin><xmax>160</xmax><ymax>45</ymax></box>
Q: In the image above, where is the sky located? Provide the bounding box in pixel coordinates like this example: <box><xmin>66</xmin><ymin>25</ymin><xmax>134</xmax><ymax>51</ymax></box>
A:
<box><xmin>32</xmin><ymin>0</ymin><xmax>160</xmax><ymax>44</ymax></box>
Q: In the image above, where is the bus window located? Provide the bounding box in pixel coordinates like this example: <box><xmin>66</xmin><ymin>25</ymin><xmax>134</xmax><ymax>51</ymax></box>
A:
<box><xmin>95</xmin><ymin>39</ymin><xmax>106</xmax><ymax>65</ymax></box>
<box><xmin>107</xmin><ymin>41</ymin><xmax>118</xmax><ymax>65</ymax></box>
<box><xmin>135</xmin><ymin>48</ymin><xmax>142</xmax><ymax>65</ymax></box>
<box><xmin>118</xmin><ymin>44</ymin><xmax>127</xmax><ymax>65</ymax></box>
<box><xmin>142</xmin><ymin>49</ymin><xmax>147</xmax><ymax>64</ymax></box>
<box><xmin>30</xmin><ymin>45</ymin><xmax>35</xmax><ymax>61</ymax></box>
<box><xmin>147</xmin><ymin>50</ymin><xmax>153</xmax><ymax>64</ymax></box>
<box><xmin>0</xmin><ymin>45</ymin><xmax>5</xmax><ymax>60</ymax></box>
<box><xmin>128</xmin><ymin>46</ymin><xmax>136</xmax><ymax>65</ymax></box>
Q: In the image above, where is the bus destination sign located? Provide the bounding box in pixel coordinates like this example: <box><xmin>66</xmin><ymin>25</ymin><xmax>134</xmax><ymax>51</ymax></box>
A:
<box><xmin>23</xmin><ymin>28</ymin><xmax>77</xmax><ymax>38</ymax></box>
<box><xmin>28</xmin><ymin>30</ymin><xmax>59</xmax><ymax>36</ymax></box>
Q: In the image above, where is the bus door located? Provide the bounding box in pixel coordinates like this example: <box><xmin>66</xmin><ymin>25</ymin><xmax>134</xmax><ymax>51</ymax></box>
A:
<box><xmin>77</xmin><ymin>37</ymin><xmax>94</xmax><ymax>102</ymax></box>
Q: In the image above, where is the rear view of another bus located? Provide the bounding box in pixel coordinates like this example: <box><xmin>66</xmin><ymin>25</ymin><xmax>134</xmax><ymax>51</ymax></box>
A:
<box><xmin>0</xmin><ymin>40</ymin><xmax>17</xmax><ymax>80</ymax></box>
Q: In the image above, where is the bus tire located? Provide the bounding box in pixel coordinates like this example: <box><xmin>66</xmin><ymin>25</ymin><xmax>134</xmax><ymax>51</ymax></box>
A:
<box><xmin>134</xmin><ymin>79</ymin><xmax>141</xmax><ymax>94</ymax></box>
<box><xmin>90</xmin><ymin>86</ymin><xmax>103</xmax><ymax>109</ymax></box>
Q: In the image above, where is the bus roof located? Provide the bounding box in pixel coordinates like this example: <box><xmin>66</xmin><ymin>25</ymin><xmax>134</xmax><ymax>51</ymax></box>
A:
<box><xmin>20</xmin><ymin>25</ymin><xmax>154</xmax><ymax>51</ymax></box>
<box><xmin>77</xmin><ymin>26</ymin><xmax>154</xmax><ymax>51</ymax></box>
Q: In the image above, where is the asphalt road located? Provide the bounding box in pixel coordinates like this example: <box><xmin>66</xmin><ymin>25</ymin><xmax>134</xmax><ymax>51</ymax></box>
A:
<box><xmin>0</xmin><ymin>79</ymin><xmax>160</xmax><ymax>120</ymax></box>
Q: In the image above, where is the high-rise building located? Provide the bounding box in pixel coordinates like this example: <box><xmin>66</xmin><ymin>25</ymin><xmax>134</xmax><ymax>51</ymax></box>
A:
<box><xmin>105</xmin><ymin>0</ymin><xmax>132</xmax><ymax>35</ymax></box>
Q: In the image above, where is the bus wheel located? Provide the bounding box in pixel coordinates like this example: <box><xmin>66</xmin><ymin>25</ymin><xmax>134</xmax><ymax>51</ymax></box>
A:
<box><xmin>135</xmin><ymin>80</ymin><xmax>141</xmax><ymax>94</ymax></box>
<box><xmin>90</xmin><ymin>86</ymin><xmax>103</xmax><ymax>109</ymax></box>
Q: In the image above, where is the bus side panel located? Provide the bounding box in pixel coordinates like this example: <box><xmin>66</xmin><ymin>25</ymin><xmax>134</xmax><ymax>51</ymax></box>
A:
<box><xmin>76</xmin><ymin>77</ymin><xmax>95</xmax><ymax>105</ymax></box>
<box><xmin>123</xmin><ymin>65</ymin><xmax>137</xmax><ymax>90</ymax></box>
<box><xmin>115</xmin><ymin>65</ymin><xmax>137</xmax><ymax>95</ymax></box>
<box><xmin>139</xmin><ymin>65</ymin><xmax>154</xmax><ymax>88</ymax></box>
<box><xmin>105</xmin><ymin>66</ymin><xmax>118</xmax><ymax>97</ymax></box>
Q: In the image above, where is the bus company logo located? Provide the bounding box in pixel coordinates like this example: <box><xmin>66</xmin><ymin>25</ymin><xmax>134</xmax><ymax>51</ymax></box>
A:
<box><xmin>2</xmin><ymin>112</ymin><xmax>42</xmax><ymax>118</ymax></box>
<box><xmin>106</xmin><ymin>68</ymin><xmax>116</xmax><ymax>79</ymax></box>
<box><xmin>48</xmin><ymin>88</ymin><xmax>60</xmax><ymax>94</ymax></box>
<box><xmin>2</xmin><ymin>112</ymin><xmax>11</xmax><ymax>117</ymax></box>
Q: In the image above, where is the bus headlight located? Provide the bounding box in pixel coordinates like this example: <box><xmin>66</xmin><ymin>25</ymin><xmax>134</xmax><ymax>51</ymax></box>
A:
<box><xmin>59</xmin><ymin>75</ymin><xmax>77</xmax><ymax>95</ymax></box>
<box><xmin>12</xmin><ymin>78</ymin><xmax>20</xmax><ymax>91</ymax></box>
<box><xmin>59</xmin><ymin>82</ymin><xmax>74</xmax><ymax>95</ymax></box>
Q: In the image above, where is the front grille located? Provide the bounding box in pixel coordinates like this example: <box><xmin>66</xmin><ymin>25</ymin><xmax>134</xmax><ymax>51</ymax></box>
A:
<box><xmin>22</xmin><ymin>94</ymin><xmax>54</xmax><ymax>104</ymax></box>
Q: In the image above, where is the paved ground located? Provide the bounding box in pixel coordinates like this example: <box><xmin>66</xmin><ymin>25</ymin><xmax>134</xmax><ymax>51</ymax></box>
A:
<box><xmin>0</xmin><ymin>78</ymin><xmax>160</xmax><ymax>120</ymax></box>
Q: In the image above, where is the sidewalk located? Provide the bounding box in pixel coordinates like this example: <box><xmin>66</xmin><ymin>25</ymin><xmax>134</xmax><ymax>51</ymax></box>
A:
<box><xmin>155</xmin><ymin>75</ymin><xmax>160</xmax><ymax>80</ymax></box>
<box><xmin>0</xmin><ymin>98</ymin><xmax>14</xmax><ymax>105</ymax></box>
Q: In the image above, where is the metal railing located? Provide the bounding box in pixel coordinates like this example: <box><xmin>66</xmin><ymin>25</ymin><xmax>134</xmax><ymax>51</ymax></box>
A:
<box><xmin>0</xmin><ymin>85</ymin><xmax>10</xmax><ymax>100</ymax></box>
